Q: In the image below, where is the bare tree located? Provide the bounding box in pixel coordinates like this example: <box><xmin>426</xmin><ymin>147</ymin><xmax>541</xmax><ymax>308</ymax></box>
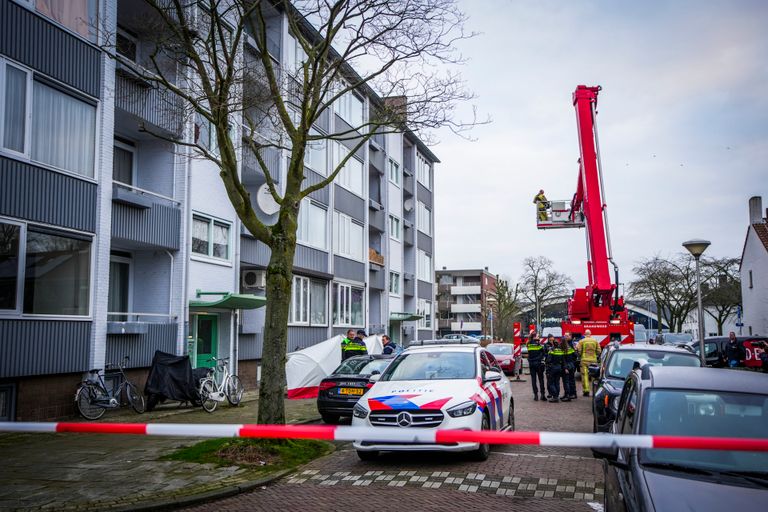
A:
<box><xmin>628</xmin><ymin>255</ymin><xmax>698</xmax><ymax>333</ymax></box>
<box><xmin>488</xmin><ymin>277</ymin><xmax>523</xmax><ymax>340</ymax></box>
<box><xmin>106</xmin><ymin>0</ymin><xmax>479</xmax><ymax>424</ymax></box>
<box><xmin>519</xmin><ymin>257</ymin><xmax>572</xmax><ymax>328</ymax></box>
<box><xmin>702</xmin><ymin>257</ymin><xmax>741</xmax><ymax>335</ymax></box>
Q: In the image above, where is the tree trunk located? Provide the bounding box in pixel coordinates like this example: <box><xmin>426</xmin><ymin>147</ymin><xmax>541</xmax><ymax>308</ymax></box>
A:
<box><xmin>257</xmin><ymin>235</ymin><xmax>297</xmax><ymax>425</ymax></box>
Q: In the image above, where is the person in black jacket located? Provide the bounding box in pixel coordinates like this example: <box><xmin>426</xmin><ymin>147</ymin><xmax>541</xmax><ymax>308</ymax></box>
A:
<box><xmin>724</xmin><ymin>332</ymin><xmax>745</xmax><ymax>368</ymax></box>
<box><xmin>545</xmin><ymin>338</ymin><xmax>565</xmax><ymax>403</ymax></box>
<box><xmin>526</xmin><ymin>334</ymin><xmax>546</xmax><ymax>401</ymax></box>
<box><xmin>561</xmin><ymin>333</ymin><xmax>578</xmax><ymax>401</ymax></box>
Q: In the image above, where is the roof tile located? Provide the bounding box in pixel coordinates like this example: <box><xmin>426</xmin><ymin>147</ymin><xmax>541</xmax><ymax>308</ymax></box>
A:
<box><xmin>753</xmin><ymin>223</ymin><xmax>768</xmax><ymax>253</ymax></box>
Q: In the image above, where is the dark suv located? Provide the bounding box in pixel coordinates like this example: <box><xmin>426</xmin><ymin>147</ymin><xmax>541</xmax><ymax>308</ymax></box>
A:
<box><xmin>593</xmin><ymin>367</ymin><xmax>768</xmax><ymax>511</ymax></box>
<box><xmin>589</xmin><ymin>344</ymin><xmax>700</xmax><ymax>432</ymax></box>
<box><xmin>683</xmin><ymin>336</ymin><xmax>768</xmax><ymax>369</ymax></box>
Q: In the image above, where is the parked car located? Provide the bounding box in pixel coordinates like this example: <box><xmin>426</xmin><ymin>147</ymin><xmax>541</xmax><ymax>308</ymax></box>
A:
<box><xmin>589</xmin><ymin>344</ymin><xmax>701</xmax><ymax>432</ymax></box>
<box><xmin>485</xmin><ymin>343</ymin><xmax>516</xmax><ymax>375</ymax></box>
<box><xmin>633</xmin><ymin>325</ymin><xmax>649</xmax><ymax>343</ymax></box>
<box><xmin>441</xmin><ymin>334</ymin><xmax>479</xmax><ymax>343</ymax></box>
<box><xmin>654</xmin><ymin>332</ymin><xmax>693</xmax><ymax>345</ymax></box>
<box><xmin>683</xmin><ymin>336</ymin><xmax>768</xmax><ymax>369</ymax></box>
<box><xmin>593</xmin><ymin>366</ymin><xmax>768</xmax><ymax>511</ymax></box>
<box><xmin>316</xmin><ymin>355</ymin><xmax>394</xmax><ymax>424</ymax></box>
<box><xmin>352</xmin><ymin>341</ymin><xmax>514</xmax><ymax>461</ymax></box>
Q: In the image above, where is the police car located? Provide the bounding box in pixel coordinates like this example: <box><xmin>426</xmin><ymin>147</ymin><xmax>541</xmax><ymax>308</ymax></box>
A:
<box><xmin>351</xmin><ymin>340</ymin><xmax>515</xmax><ymax>461</ymax></box>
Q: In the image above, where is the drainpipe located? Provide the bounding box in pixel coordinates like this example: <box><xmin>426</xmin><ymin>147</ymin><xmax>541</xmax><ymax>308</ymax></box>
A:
<box><xmin>164</xmin><ymin>250</ymin><xmax>174</xmax><ymax>320</ymax></box>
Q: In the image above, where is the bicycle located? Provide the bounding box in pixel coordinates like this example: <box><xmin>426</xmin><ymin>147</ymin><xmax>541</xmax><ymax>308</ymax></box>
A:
<box><xmin>198</xmin><ymin>357</ymin><xmax>244</xmax><ymax>413</ymax></box>
<box><xmin>74</xmin><ymin>356</ymin><xmax>146</xmax><ymax>420</ymax></box>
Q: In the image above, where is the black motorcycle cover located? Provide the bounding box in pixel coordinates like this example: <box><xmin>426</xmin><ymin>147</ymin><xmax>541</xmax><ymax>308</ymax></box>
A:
<box><xmin>144</xmin><ymin>351</ymin><xmax>202</xmax><ymax>409</ymax></box>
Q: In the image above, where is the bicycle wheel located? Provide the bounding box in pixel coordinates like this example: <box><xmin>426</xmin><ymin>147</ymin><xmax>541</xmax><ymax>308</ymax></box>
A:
<box><xmin>225</xmin><ymin>375</ymin><xmax>244</xmax><ymax>406</ymax></box>
<box><xmin>75</xmin><ymin>383</ymin><xmax>106</xmax><ymax>420</ymax></box>
<box><xmin>199</xmin><ymin>379</ymin><xmax>218</xmax><ymax>413</ymax></box>
<box><xmin>125</xmin><ymin>382</ymin><xmax>146</xmax><ymax>414</ymax></box>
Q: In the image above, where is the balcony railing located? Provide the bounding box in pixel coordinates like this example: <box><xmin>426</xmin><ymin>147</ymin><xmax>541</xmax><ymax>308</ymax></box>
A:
<box><xmin>111</xmin><ymin>184</ymin><xmax>181</xmax><ymax>250</ymax></box>
<box><xmin>369</xmin><ymin>247</ymin><xmax>385</xmax><ymax>266</ymax></box>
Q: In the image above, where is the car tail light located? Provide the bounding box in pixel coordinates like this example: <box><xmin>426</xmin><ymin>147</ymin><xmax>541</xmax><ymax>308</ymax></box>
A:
<box><xmin>365</xmin><ymin>382</ymin><xmax>374</xmax><ymax>390</ymax></box>
<box><xmin>319</xmin><ymin>381</ymin><xmax>335</xmax><ymax>391</ymax></box>
<box><xmin>604</xmin><ymin>395</ymin><xmax>609</xmax><ymax>407</ymax></box>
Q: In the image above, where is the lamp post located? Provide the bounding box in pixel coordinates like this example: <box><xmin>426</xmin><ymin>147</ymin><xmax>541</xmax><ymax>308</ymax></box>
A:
<box><xmin>683</xmin><ymin>239</ymin><xmax>711</xmax><ymax>366</ymax></box>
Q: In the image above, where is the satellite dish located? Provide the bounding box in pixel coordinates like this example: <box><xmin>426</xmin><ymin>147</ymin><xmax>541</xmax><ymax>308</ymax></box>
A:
<box><xmin>403</xmin><ymin>198</ymin><xmax>414</xmax><ymax>212</ymax></box>
<box><xmin>256</xmin><ymin>182</ymin><xmax>280</xmax><ymax>215</ymax></box>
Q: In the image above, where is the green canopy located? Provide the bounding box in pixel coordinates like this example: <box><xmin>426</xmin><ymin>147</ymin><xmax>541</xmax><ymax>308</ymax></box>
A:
<box><xmin>389</xmin><ymin>312</ymin><xmax>423</xmax><ymax>322</ymax></box>
<box><xmin>189</xmin><ymin>293</ymin><xmax>266</xmax><ymax>310</ymax></box>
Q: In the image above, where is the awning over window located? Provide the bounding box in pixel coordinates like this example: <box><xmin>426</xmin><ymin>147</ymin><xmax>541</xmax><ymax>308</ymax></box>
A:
<box><xmin>189</xmin><ymin>293</ymin><xmax>266</xmax><ymax>310</ymax></box>
<box><xmin>389</xmin><ymin>312</ymin><xmax>423</xmax><ymax>322</ymax></box>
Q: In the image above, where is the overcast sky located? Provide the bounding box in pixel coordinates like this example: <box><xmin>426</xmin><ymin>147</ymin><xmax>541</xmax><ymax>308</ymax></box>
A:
<box><xmin>433</xmin><ymin>0</ymin><xmax>768</xmax><ymax>289</ymax></box>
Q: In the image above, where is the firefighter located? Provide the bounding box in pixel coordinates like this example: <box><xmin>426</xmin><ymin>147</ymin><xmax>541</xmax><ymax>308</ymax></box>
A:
<box><xmin>561</xmin><ymin>333</ymin><xmax>578</xmax><ymax>401</ymax></box>
<box><xmin>526</xmin><ymin>333</ymin><xmax>546</xmax><ymax>401</ymax></box>
<box><xmin>545</xmin><ymin>336</ymin><xmax>565</xmax><ymax>403</ymax></box>
<box><xmin>533</xmin><ymin>189</ymin><xmax>549</xmax><ymax>221</ymax></box>
<box><xmin>341</xmin><ymin>329</ymin><xmax>367</xmax><ymax>360</ymax></box>
<box><xmin>578</xmin><ymin>329</ymin><xmax>601</xmax><ymax>397</ymax></box>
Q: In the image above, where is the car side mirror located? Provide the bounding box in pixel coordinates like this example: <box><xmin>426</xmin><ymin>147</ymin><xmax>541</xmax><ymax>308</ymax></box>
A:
<box><xmin>588</xmin><ymin>365</ymin><xmax>600</xmax><ymax>379</ymax></box>
<box><xmin>484</xmin><ymin>370</ymin><xmax>502</xmax><ymax>382</ymax></box>
<box><xmin>591</xmin><ymin>444</ymin><xmax>618</xmax><ymax>461</ymax></box>
<box><xmin>369</xmin><ymin>374</ymin><xmax>381</xmax><ymax>382</ymax></box>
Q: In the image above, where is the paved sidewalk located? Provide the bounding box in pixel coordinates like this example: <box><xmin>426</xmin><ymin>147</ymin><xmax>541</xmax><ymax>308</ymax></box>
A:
<box><xmin>0</xmin><ymin>395</ymin><xmax>320</xmax><ymax>512</ymax></box>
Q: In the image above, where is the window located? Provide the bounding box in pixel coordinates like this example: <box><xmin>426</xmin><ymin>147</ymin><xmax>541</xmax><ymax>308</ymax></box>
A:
<box><xmin>310</xmin><ymin>280</ymin><xmax>328</xmax><ymax>325</ymax></box>
<box><xmin>33</xmin><ymin>0</ymin><xmax>98</xmax><ymax>42</ymax></box>
<box><xmin>418</xmin><ymin>299</ymin><xmax>432</xmax><ymax>329</ymax></box>
<box><xmin>417</xmin><ymin>202</ymin><xmax>431</xmax><ymax>235</ymax></box>
<box><xmin>192</xmin><ymin>214</ymin><xmax>230</xmax><ymax>260</ymax></box>
<box><xmin>285</xmin><ymin>33</ymin><xmax>307</xmax><ymax>75</ymax></box>
<box><xmin>417</xmin><ymin>250</ymin><xmax>432</xmax><ymax>282</ymax></box>
<box><xmin>304</xmin><ymin>129</ymin><xmax>327</xmax><ymax>175</ymax></box>
<box><xmin>108</xmin><ymin>255</ymin><xmax>131</xmax><ymax>321</ymax></box>
<box><xmin>416</xmin><ymin>153</ymin><xmax>431</xmax><ymax>189</ymax></box>
<box><xmin>116</xmin><ymin>27</ymin><xmax>138</xmax><ymax>62</ymax></box>
<box><xmin>334</xmin><ymin>84</ymin><xmax>364</xmax><ymax>127</ymax></box>
<box><xmin>389</xmin><ymin>272</ymin><xmax>400</xmax><ymax>295</ymax></box>
<box><xmin>388</xmin><ymin>159</ymin><xmax>400</xmax><ymax>185</ymax></box>
<box><xmin>289</xmin><ymin>277</ymin><xmax>328</xmax><ymax>325</ymax></box>
<box><xmin>2</xmin><ymin>63</ymin><xmax>29</xmax><ymax>154</ymax></box>
<box><xmin>333</xmin><ymin>142</ymin><xmax>363</xmax><ymax>196</ymax></box>
<box><xmin>289</xmin><ymin>276</ymin><xmax>309</xmax><ymax>324</ymax></box>
<box><xmin>0</xmin><ymin>222</ymin><xmax>21</xmax><ymax>310</ymax></box>
<box><xmin>113</xmin><ymin>140</ymin><xmax>135</xmax><ymax>185</ymax></box>
<box><xmin>195</xmin><ymin>112</ymin><xmax>217</xmax><ymax>154</ymax></box>
<box><xmin>749</xmin><ymin>270</ymin><xmax>753</xmax><ymax>289</ymax></box>
<box><xmin>297</xmin><ymin>199</ymin><xmax>327</xmax><ymax>250</ymax></box>
<box><xmin>389</xmin><ymin>215</ymin><xmax>401</xmax><ymax>240</ymax></box>
<box><xmin>24</xmin><ymin>227</ymin><xmax>91</xmax><ymax>315</ymax></box>
<box><xmin>333</xmin><ymin>211</ymin><xmax>363</xmax><ymax>261</ymax></box>
<box><xmin>333</xmin><ymin>282</ymin><xmax>364</xmax><ymax>326</ymax></box>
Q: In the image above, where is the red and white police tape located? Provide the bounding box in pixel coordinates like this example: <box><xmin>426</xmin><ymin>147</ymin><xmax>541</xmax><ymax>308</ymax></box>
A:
<box><xmin>1</xmin><ymin>422</ymin><xmax>767</xmax><ymax>451</ymax></box>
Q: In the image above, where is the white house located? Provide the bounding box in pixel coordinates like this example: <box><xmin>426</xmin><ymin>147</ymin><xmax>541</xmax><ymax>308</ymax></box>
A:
<box><xmin>739</xmin><ymin>196</ymin><xmax>768</xmax><ymax>336</ymax></box>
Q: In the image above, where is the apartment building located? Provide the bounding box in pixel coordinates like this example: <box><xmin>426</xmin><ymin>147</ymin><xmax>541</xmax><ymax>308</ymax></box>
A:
<box><xmin>0</xmin><ymin>0</ymin><xmax>437</xmax><ymax>421</ymax></box>
<box><xmin>435</xmin><ymin>268</ymin><xmax>497</xmax><ymax>338</ymax></box>
<box><xmin>740</xmin><ymin>196</ymin><xmax>768</xmax><ymax>337</ymax></box>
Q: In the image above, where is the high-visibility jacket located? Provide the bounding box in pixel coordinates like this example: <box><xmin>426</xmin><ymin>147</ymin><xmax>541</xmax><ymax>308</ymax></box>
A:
<box><xmin>579</xmin><ymin>337</ymin><xmax>601</xmax><ymax>362</ymax></box>
<box><xmin>564</xmin><ymin>344</ymin><xmax>578</xmax><ymax>366</ymax></box>
<box><xmin>526</xmin><ymin>340</ymin><xmax>545</xmax><ymax>365</ymax></box>
<box><xmin>341</xmin><ymin>337</ymin><xmax>368</xmax><ymax>359</ymax></box>
<box><xmin>533</xmin><ymin>193</ymin><xmax>548</xmax><ymax>210</ymax></box>
<box><xmin>546</xmin><ymin>348</ymin><xmax>565</xmax><ymax>368</ymax></box>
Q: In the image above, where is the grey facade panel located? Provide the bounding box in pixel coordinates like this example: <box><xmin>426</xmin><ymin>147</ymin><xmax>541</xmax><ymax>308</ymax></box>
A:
<box><xmin>334</xmin><ymin>256</ymin><xmax>365</xmax><ymax>283</ymax></box>
<box><xmin>106</xmin><ymin>323</ymin><xmax>178</xmax><ymax>369</ymax></box>
<box><xmin>332</xmin><ymin>327</ymin><xmax>352</xmax><ymax>337</ymax></box>
<box><xmin>403</xmin><ymin>276</ymin><xmax>415</xmax><ymax>297</ymax></box>
<box><xmin>288</xmin><ymin>327</ymin><xmax>331</xmax><ymax>351</ymax></box>
<box><xmin>295</xmin><ymin>245</ymin><xmax>329</xmax><ymax>275</ymax></box>
<box><xmin>240</xmin><ymin>236</ymin><xmax>270</xmax><ymax>266</ymax></box>
<box><xmin>315</xmin><ymin>107</ymin><xmax>331</xmax><ymax>133</ymax></box>
<box><xmin>304</xmin><ymin>169</ymin><xmax>330</xmax><ymax>204</ymax></box>
<box><xmin>418</xmin><ymin>280</ymin><xmax>433</xmax><ymax>300</ymax></box>
<box><xmin>333</xmin><ymin>114</ymin><xmax>365</xmax><ymax>160</ymax></box>
<box><xmin>369</xmin><ymin>207</ymin><xmax>385</xmax><ymax>232</ymax></box>
<box><xmin>403</xmin><ymin>173</ymin><xmax>414</xmax><ymax>196</ymax></box>
<box><xmin>417</xmin><ymin>233</ymin><xmax>433</xmax><ymax>252</ymax></box>
<box><xmin>334</xmin><ymin>185</ymin><xmax>365</xmax><ymax>222</ymax></box>
<box><xmin>418</xmin><ymin>329</ymin><xmax>434</xmax><ymax>339</ymax></box>
<box><xmin>369</xmin><ymin>268</ymin><xmax>385</xmax><ymax>290</ymax></box>
<box><xmin>238</xmin><ymin>333</ymin><xmax>263</xmax><ymax>360</ymax></box>
<box><xmin>417</xmin><ymin>184</ymin><xmax>432</xmax><ymax>208</ymax></box>
<box><xmin>115</xmin><ymin>70</ymin><xmax>183</xmax><ymax>136</ymax></box>
<box><xmin>111</xmin><ymin>195</ymin><xmax>181</xmax><ymax>250</ymax></box>
<box><xmin>369</xmin><ymin>147</ymin><xmax>385</xmax><ymax>174</ymax></box>
<box><xmin>0</xmin><ymin>157</ymin><xmax>97</xmax><ymax>232</ymax></box>
<box><xmin>0</xmin><ymin>1</ymin><xmax>101</xmax><ymax>98</ymax></box>
<box><xmin>0</xmin><ymin>320</ymin><xmax>91</xmax><ymax>378</ymax></box>
<box><xmin>403</xmin><ymin>225</ymin><xmax>415</xmax><ymax>246</ymax></box>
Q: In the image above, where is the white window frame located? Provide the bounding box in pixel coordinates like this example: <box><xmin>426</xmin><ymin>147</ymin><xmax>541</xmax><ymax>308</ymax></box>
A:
<box><xmin>289</xmin><ymin>275</ymin><xmax>310</xmax><ymax>325</ymax></box>
<box><xmin>309</xmin><ymin>279</ymin><xmax>329</xmax><ymax>326</ymax></box>
<box><xmin>0</xmin><ymin>217</ymin><xmax>25</xmax><ymax>315</ymax></box>
<box><xmin>190</xmin><ymin>213</ymin><xmax>232</xmax><ymax>263</ymax></box>
<box><xmin>108</xmin><ymin>254</ymin><xmax>134</xmax><ymax>318</ymax></box>
<box><xmin>389</xmin><ymin>215</ymin><xmax>401</xmax><ymax>241</ymax></box>
<box><xmin>389</xmin><ymin>271</ymin><xmax>400</xmax><ymax>296</ymax></box>
<box><xmin>417</xmin><ymin>153</ymin><xmax>431</xmax><ymax>190</ymax></box>
<box><xmin>334</xmin><ymin>82</ymin><xmax>365</xmax><ymax>127</ymax></box>
<box><xmin>333</xmin><ymin>281</ymin><xmax>364</xmax><ymax>327</ymax></box>
<box><xmin>303</xmin><ymin>128</ymin><xmax>327</xmax><ymax>175</ymax></box>
<box><xmin>113</xmin><ymin>139</ymin><xmax>137</xmax><ymax>186</ymax></box>
<box><xmin>0</xmin><ymin>58</ymin><xmax>34</xmax><ymax>160</ymax></box>
<box><xmin>116</xmin><ymin>26</ymin><xmax>140</xmax><ymax>63</ymax></box>
<box><xmin>388</xmin><ymin>158</ymin><xmax>400</xmax><ymax>185</ymax></box>
<box><xmin>297</xmin><ymin>198</ymin><xmax>328</xmax><ymax>250</ymax></box>
<box><xmin>333</xmin><ymin>141</ymin><xmax>364</xmax><ymax>197</ymax></box>
<box><xmin>418</xmin><ymin>299</ymin><xmax>432</xmax><ymax>329</ymax></box>
<box><xmin>417</xmin><ymin>249</ymin><xmax>432</xmax><ymax>282</ymax></box>
<box><xmin>417</xmin><ymin>202</ymin><xmax>431</xmax><ymax>236</ymax></box>
<box><xmin>333</xmin><ymin>211</ymin><xmax>364</xmax><ymax>261</ymax></box>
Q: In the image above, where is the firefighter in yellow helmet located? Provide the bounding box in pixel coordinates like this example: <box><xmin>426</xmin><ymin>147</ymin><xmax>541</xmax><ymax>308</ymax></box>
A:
<box><xmin>533</xmin><ymin>189</ymin><xmax>549</xmax><ymax>221</ymax></box>
<box><xmin>578</xmin><ymin>329</ymin><xmax>601</xmax><ymax>397</ymax></box>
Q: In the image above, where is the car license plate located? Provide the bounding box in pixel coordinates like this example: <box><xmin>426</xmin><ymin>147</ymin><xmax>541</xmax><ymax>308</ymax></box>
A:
<box><xmin>338</xmin><ymin>387</ymin><xmax>363</xmax><ymax>396</ymax></box>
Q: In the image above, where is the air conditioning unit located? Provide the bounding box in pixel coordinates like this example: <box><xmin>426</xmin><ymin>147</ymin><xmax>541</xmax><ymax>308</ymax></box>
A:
<box><xmin>242</xmin><ymin>270</ymin><xmax>266</xmax><ymax>289</ymax></box>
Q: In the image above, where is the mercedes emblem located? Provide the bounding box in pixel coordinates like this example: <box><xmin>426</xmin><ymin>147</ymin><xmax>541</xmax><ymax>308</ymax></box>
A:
<box><xmin>396</xmin><ymin>412</ymin><xmax>413</xmax><ymax>427</ymax></box>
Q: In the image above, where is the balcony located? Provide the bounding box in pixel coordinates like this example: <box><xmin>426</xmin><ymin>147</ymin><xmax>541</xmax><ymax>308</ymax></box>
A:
<box><xmin>369</xmin><ymin>247</ymin><xmax>385</xmax><ymax>267</ymax></box>
<box><xmin>451</xmin><ymin>285</ymin><xmax>481</xmax><ymax>295</ymax></box>
<box><xmin>369</xmin><ymin>207</ymin><xmax>385</xmax><ymax>232</ymax></box>
<box><xmin>111</xmin><ymin>184</ymin><xmax>181</xmax><ymax>250</ymax></box>
<box><xmin>403</xmin><ymin>172</ymin><xmax>414</xmax><ymax>197</ymax></box>
<box><xmin>451</xmin><ymin>303</ymin><xmax>481</xmax><ymax>314</ymax></box>
<box><xmin>106</xmin><ymin>318</ymin><xmax>178</xmax><ymax>368</ymax></box>
<box><xmin>115</xmin><ymin>67</ymin><xmax>183</xmax><ymax>137</ymax></box>
<box><xmin>403</xmin><ymin>222</ymin><xmax>415</xmax><ymax>246</ymax></box>
<box><xmin>403</xmin><ymin>274</ymin><xmax>415</xmax><ymax>296</ymax></box>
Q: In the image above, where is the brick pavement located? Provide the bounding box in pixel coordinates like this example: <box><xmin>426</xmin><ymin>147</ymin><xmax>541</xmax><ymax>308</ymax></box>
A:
<box><xmin>183</xmin><ymin>378</ymin><xmax>605</xmax><ymax>511</ymax></box>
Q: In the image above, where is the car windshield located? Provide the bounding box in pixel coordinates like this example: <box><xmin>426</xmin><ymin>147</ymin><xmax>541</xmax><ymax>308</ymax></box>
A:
<box><xmin>487</xmin><ymin>344</ymin><xmax>512</xmax><ymax>355</ymax></box>
<box><xmin>381</xmin><ymin>352</ymin><xmax>476</xmax><ymax>381</ymax></box>
<box><xmin>606</xmin><ymin>350</ymin><xmax>699</xmax><ymax>379</ymax></box>
<box><xmin>641</xmin><ymin>389</ymin><xmax>768</xmax><ymax>473</ymax></box>
<box><xmin>333</xmin><ymin>358</ymin><xmax>372</xmax><ymax>375</ymax></box>
<box><xmin>358</xmin><ymin>359</ymin><xmax>392</xmax><ymax>375</ymax></box>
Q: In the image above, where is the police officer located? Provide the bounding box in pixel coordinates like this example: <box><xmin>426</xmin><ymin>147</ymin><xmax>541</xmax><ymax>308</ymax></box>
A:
<box><xmin>526</xmin><ymin>334</ymin><xmax>546</xmax><ymax>401</ymax></box>
<box><xmin>561</xmin><ymin>333</ymin><xmax>578</xmax><ymax>401</ymax></box>
<box><xmin>341</xmin><ymin>328</ymin><xmax>368</xmax><ymax>360</ymax></box>
<box><xmin>545</xmin><ymin>337</ymin><xmax>565</xmax><ymax>403</ymax></box>
<box><xmin>578</xmin><ymin>329</ymin><xmax>601</xmax><ymax>396</ymax></box>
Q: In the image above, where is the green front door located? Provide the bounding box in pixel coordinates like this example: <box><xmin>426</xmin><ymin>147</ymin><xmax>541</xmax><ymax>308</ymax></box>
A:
<box><xmin>195</xmin><ymin>314</ymin><xmax>218</xmax><ymax>368</ymax></box>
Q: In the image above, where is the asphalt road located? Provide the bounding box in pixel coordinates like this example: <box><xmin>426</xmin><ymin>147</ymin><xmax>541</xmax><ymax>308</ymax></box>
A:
<box><xmin>184</xmin><ymin>378</ymin><xmax>604</xmax><ymax>512</ymax></box>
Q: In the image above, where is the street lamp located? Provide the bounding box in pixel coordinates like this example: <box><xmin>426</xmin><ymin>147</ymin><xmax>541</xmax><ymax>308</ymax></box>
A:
<box><xmin>683</xmin><ymin>239</ymin><xmax>711</xmax><ymax>366</ymax></box>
